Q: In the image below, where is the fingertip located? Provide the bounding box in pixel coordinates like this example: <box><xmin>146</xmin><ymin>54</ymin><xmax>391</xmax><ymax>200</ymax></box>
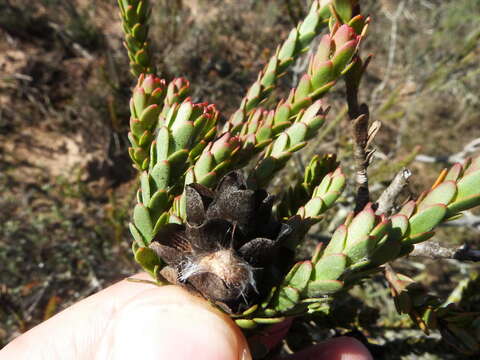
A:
<box><xmin>284</xmin><ymin>336</ymin><xmax>373</xmax><ymax>360</ymax></box>
<box><xmin>100</xmin><ymin>285</ymin><xmax>251</xmax><ymax>360</ymax></box>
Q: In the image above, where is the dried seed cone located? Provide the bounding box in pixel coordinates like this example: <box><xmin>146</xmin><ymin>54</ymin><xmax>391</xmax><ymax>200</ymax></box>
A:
<box><xmin>149</xmin><ymin>172</ymin><xmax>295</xmax><ymax>314</ymax></box>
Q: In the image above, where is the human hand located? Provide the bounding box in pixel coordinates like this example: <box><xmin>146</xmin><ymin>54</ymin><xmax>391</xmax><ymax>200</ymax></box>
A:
<box><xmin>0</xmin><ymin>273</ymin><xmax>372</xmax><ymax>360</ymax></box>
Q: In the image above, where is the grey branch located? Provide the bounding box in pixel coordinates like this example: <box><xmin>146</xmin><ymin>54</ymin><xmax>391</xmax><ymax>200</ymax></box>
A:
<box><xmin>410</xmin><ymin>242</ymin><xmax>480</xmax><ymax>262</ymax></box>
<box><xmin>376</xmin><ymin>168</ymin><xmax>412</xmax><ymax>215</ymax></box>
<box><xmin>352</xmin><ymin>113</ymin><xmax>371</xmax><ymax>213</ymax></box>
<box><xmin>415</xmin><ymin>138</ymin><xmax>480</xmax><ymax>164</ymax></box>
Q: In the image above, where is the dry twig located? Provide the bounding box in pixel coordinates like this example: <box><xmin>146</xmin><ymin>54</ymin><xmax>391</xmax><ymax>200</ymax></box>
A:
<box><xmin>375</xmin><ymin>168</ymin><xmax>411</xmax><ymax>215</ymax></box>
<box><xmin>411</xmin><ymin>242</ymin><xmax>480</xmax><ymax>262</ymax></box>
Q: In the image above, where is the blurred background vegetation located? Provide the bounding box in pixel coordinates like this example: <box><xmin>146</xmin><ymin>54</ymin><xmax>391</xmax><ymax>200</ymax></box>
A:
<box><xmin>0</xmin><ymin>0</ymin><xmax>479</xmax><ymax>358</ymax></box>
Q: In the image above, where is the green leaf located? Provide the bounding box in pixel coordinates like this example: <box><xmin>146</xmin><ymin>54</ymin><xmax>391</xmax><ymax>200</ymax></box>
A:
<box><xmin>333</xmin><ymin>0</ymin><xmax>353</xmax><ymax>23</ymax></box>
<box><xmin>447</xmin><ymin>194</ymin><xmax>480</xmax><ymax>216</ymax></box>
<box><xmin>399</xmin><ymin>200</ymin><xmax>416</xmax><ymax>218</ymax></box>
<box><xmin>129</xmin><ymin>222</ymin><xmax>146</xmax><ymax>247</ymax></box>
<box><xmin>167</xmin><ymin>149</ymin><xmax>189</xmax><ymax>167</ymax></box>
<box><xmin>324</xmin><ymin>225</ymin><xmax>347</xmax><ymax>255</ymax></box>
<box><xmin>147</xmin><ymin>190</ymin><xmax>170</xmax><ymax>219</ymax></box>
<box><xmin>390</xmin><ymin>214</ymin><xmax>409</xmax><ymax>240</ymax></box>
<box><xmin>174</xmin><ymin>101</ymin><xmax>193</xmax><ymax>124</ymax></box>
<box><xmin>138</xmin><ymin>130</ymin><xmax>153</xmax><ymax>147</ymax></box>
<box><xmin>140</xmin><ymin>171</ymin><xmax>151</xmax><ymax>204</ymax></box>
<box><xmin>135</xmin><ymin>48</ymin><xmax>150</xmax><ymax>67</ymax></box>
<box><xmin>133</xmin><ymin>204</ymin><xmax>154</xmax><ymax>244</ymax></box>
<box><xmin>133</xmin><ymin>87</ymin><xmax>146</xmax><ymax>116</ymax></box>
<box><xmin>313</xmin><ymin>178</ymin><xmax>331</xmax><ymax>199</ymax></box>
<box><xmin>132</xmin><ymin>22</ymin><xmax>147</xmax><ymax>43</ymax></box>
<box><xmin>246</xmin><ymin>81</ymin><xmax>261</xmax><ymax>102</ymax></box>
<box><xmin>417</xmin><ymin>181</ymin><xmax>457</xmax><ymax>211</ymax></box>
<box><xmin>156</xmin><ymin>127</ymin><xmax>170</xmax><ymax>161</ymax></box>
<box><xmin>444</xmin><ymin>163</ymin><xmax>462</xmax><ymax>181</ymax></box>
<box><xmin>311</xmin><ymin>61</ymin><xmax>334</xmax><ymax>89</ymax></box>
<box><xmin>408</xmin><ymin>204</ymin><xmax>447</xmax><ymax>236</ymax></box>
<box><xmin>304</xmin><ymin>197</ymin><xmax>324</xmax><ymax>217</ymax></box>
<box><xmin>348</xmin><ymin>15</ymin><xmax>366</xmax><ymax>34</ymax></box>
<box><xmin>274</xmin><ymin>286</ymin><xmax>300</xmax><ymax>312</ymax></box>
<box><xmin>305</xmin><ymin>279</ymin><xmax>343</xmax><ymax>297</ymax></box>
<box><xmin>271</xmin><ymin>133</ymin><xmax>289</xmax><ymax>156</ymax></box>
<box><xmin>241</xmin><ymin>304</ymin><xmax>258</xmax><ymax>316</ymax></box>
<box><xmin>261</xmin><ymin>286</ymin><xmax>278</xmax><ymax>309</ymax></box>
<box><xmin>278</xmin><ymin>29</ymin><xmax>299</xmax><ymax>60</ymax></box>
<box><xmin>311</xmin><ymin>243</ymin><xmax>324</xmax><ymax>264</ymax></box>
<box><xmin>153</xmin><ymin>212</ymin><xmax>170</xmax><ymax>234</ymax></box>
<box><xmin>235</xmin><ymin>319</ymin><xmax>257</xmax><ymax>329</ymax></box>
<box><xmin>287</xmin><ymin>261</ymin><xmax>313</xmax><ymax>292</ymax></box>
<box><xmin>295</xmin><ymin>75</ymin><xmax>312</xmax><ymax>103</ymax></box>
<box><xmin>299</xmin><ymin>6</ymin><xmax>320</xmax><ymax>38</ymax></box>
<box><xmin>290</xmin><ymin>97</ymin><xmax>313</xmax><ymax>116</ymax></box>
<box><xmin>172</xmin><ymin>121</ymin><xmax>194</xmax><ymax>151</ymax></box>
<box><xmin>455</xmin><ymin>169</ymin><xmax>480</xmax><ymax>201</ymax></box>
<box><xmin>403</xmin><ymin>231</ymin><xmax>435</xmax><ymax>246</ymax></box>
<box><xmin>314</xmin><ymin>254</ymin><xmax>346</xmax><ymax>281</ymax></box>
<box><xmin>260</xmin><ymin>58</ymin><xmax>278</xmax><ymax>87</ymax></box>
<box><xmin>370</xmin><ymin>219</ymin><xmax>391</xmax><ymax>240</ymax></box>
<box><xmin>329</xmin><ymin>171</ymin><xmax>346</xmax><ymax>192</ymax></box>
<box><xmin>299</xmin><ymin>31</ymin><xmax>316</xmax><ymax>47</ymax></box>
<box><xmin>194</xmin><ymin>152</ymin><xmax>214</xmax><ymax>179</ymax></box>
<box><xmin>283</xmin><ymin>262</ymin><xmax>301</xmax><ymax>284</ymax></box>
<box><xmin>345</xmin><ymin>235</ymin><xmax>377</xmax><ymax>264</ymax></box>
<box><xmin>286</xmin><ymin>122</ymin><xmax>308</xmax><ymax>146</ymax></box>
<box><xmin>321</xmin><ymin>190</ymin><xmax>341</xmax><ymax>208</ymax></box>
<box><xmin>139</xmin><ymin>104</ymin><xmax>160</xmax><ymax>130</ymax></box>
<box><xmin>370</xmin><ymin>236</ymin><xmax>401</xmax><ymax>265</ymax></box>
<box><xmin>130</xmin><ymin>118</ymin><xmax>145</xmax><ymax>137</ymax></box>
<box><xmin>252</xmin><ymin>317</ymin><xmax>286</xmax><ymax>325</ymax></box>
<box><xmin>254</xmin><ymin>157</ymin><xmax>278</xmax><ymax>184</ymax></box>
<box><xmin>345</xmin><ymin>204</ymin><xmax>376</xmax><ymax>245</ymax></box>
<box><xmin>134</xmin><ymin>247</ymin><xmax>162</xmax><ymax>274</ymax></box>
<box><xmin>274</xmin><ymin>103</ymin><xmax>291</xmax><ymax>126</ymax></box>
<box><xmin>198</xmin><ymin>172</ymin><xmax>217</xmax><ymax>188</ymax></box>
<box><xmin>255</xmin><ymin>126</ymin><xmax>272</xmax><ymax>143</ymax></box>
<box><xmin>150</xmin><ymin>160</ymin><xmax>170</xmax><ymax>191</ymax></box>
<box><xmin>332</xmin><ymin>41</ymin><xmax>356</xmax><ymax>74</ymax></box>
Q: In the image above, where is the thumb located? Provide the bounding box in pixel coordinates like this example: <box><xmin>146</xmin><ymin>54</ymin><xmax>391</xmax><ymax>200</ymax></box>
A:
<box><xmin>0</xmin><ymin>275</ymin><xmax>251</xmax><ymax>360</ymax></box>
<box><xmin>96</xmin><ymin>284</ymin><xmax>252</xmax><ymax>360</ymax></box>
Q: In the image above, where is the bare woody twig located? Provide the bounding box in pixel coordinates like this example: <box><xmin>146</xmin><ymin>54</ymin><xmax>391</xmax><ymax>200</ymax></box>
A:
<box><xmin>410</xmin><ymin>242</ymin><xmax>480</xmax><ymax>262</ymax></box>
<box><xmin>375</xmin><ymin>168</ymin><xmax>412</xmax><ymax>215</ymax></box>
<box><xmin>351</xmin><ymin>112</ymin><xmax>371</xmax><ymax>213</ymax></box>
<box><xmin>345</xmin><ymin>51</ymin><xmax>375</xmax><ymax>213</ymax></box>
